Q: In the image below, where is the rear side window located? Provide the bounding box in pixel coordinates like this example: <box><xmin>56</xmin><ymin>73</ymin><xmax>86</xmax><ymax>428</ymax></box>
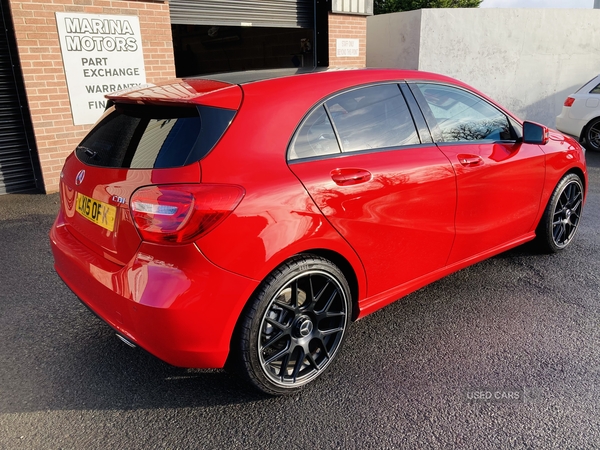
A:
<box><xmin>575</xmin><ymin>76</ymin><xmax>600</xmax><ymax>93</ymax></box>
<box><xmin>76</xmin><ymin>104</ymin><xmax>235</xmax><ymax>168</ymax></box>
<box><xmin>288</xmin><ymin>106</ymin><xmax>341</xmax><ymax>160</ymax></box>
<box><xmin>590</xmin><ymin>83</ymin><xmax>600</xmax><ymax>94</ymax></box>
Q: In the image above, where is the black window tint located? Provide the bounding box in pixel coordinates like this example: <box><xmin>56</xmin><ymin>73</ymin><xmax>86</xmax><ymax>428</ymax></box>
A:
<box><xmin>77</xmin><ymin>104</ymin><xmax>234</xmax><ymax>169</ymax></box>
<box><xmin>289</xmin><ymin>105</ymin><xmax>340</xmax><ymax>160</ymax></box>
<box><xmin>414</xmin><ymin>84</ymin><xmax>511</xmax><ymax>143</ymax></box>
<box><xmin>78</xmin><ymin>112</ymin><xmax>141</xmax><ymax>168</ymax></box>
<box><xmin>326</xmin><ymin>84</ymin><xmax>420</xmax><ymax>152</ymax></box>
<box><xmin>133</xmin><ymin>116</ymin><xmax>201</xmax><ymax>168</ymax></box>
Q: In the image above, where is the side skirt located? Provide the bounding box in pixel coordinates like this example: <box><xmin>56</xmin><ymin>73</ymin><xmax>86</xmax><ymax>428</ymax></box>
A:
<box><xmin>356</xmin><ymin>232</ymin><xmax>536</xmax><ymax>319</ymax></box>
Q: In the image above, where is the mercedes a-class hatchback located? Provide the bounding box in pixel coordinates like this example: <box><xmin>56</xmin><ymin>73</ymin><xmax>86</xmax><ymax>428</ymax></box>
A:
<box><xmin>51</xmin><ymin>69</ymin><xmax>587</xmax><ymax>395</ymax></box>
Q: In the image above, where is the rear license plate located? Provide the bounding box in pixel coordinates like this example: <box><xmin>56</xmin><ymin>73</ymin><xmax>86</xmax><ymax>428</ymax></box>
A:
<box><xmin>75</xmin><ymin>192</ymin><xmax>117</xmax><ymax>232</ymax></box>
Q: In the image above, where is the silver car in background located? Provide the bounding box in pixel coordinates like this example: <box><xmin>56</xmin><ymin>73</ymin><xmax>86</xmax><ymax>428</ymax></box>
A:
<box><xmin>556</xmin><ymin>74</ymin><xmax>600</xmax><ymax>152</ymax></box>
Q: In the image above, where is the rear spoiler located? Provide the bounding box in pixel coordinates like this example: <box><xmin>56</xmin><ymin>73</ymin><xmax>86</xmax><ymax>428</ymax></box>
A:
<box><xmin>105</xmin><ymin>79</ymin><xmax>242</xmax><ymax>110</ymax></box>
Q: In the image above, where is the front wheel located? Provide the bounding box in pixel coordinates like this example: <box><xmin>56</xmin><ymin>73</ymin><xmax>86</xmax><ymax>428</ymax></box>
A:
<box><xmin>230</xmin><ymin>255</ymin><xmax>352</xmax><ymax>395</ymax></box>
<box><xmin>536</xmin><ymin>173</ymin><xmax>584</xmax><ymax>253</ymax></box>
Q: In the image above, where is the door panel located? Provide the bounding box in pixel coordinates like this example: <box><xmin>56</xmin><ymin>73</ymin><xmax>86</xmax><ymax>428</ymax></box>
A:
<box><xmin>408</xmin><ymin>82</ymin><xmax>547</xmax><ymax>264</ymax></box>
<box><xmin>439</xmin><ymin>141</ymin><xmax>545</xmax><ymax>264</ymax></box>
<box><xmin>290</xmin><ymin>147</ymin><xmax>456</xmax><ymax>296</ymax></box>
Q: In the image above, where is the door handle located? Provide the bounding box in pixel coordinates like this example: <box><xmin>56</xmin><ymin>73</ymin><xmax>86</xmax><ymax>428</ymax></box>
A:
<box><xmin>330</xmin><ymin>168</ymin><xmax>372</xmax><ymax>186</ymax></box>
<box><xmin>457</xmin><ymin>154</ymin><xmax>483</xmax><ymax>167</ymax></box>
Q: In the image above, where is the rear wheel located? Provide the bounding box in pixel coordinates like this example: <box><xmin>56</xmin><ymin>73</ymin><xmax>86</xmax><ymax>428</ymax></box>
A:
<box><xmin>231</xmin><ymin>255</ymin><xmax>352</xmax><ymax>395</ymax></box>
<box><xmin>582</xmin><ymin>117</ymin><xmax>600</xmax><ymax>151</ymax></box>
<box><xmin>536</xmin><ymin>173</ymin><xmax>584</xmax><ymax>253</ymax></box>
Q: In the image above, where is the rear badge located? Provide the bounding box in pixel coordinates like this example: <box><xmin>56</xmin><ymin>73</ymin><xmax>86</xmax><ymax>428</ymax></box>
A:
<box><xmin>111</xmin><ymin>195</ymin><xmax>126</xmax><ymax>205</ymax></box>
<box><xmin>75</xmin><ymin>169</ymin><xmax>85</xmax><ymax>186</ymax></box>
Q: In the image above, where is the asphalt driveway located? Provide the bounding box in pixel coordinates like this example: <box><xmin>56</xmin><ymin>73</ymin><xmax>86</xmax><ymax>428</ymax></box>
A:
<box><xmin>0</xmin><ymin>151</ymin><xmax>599</xmax><ymax>449</ymax></box>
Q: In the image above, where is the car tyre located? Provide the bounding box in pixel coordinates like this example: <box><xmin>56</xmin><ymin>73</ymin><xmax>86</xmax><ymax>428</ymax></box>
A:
<box><xmin>536</xmin><ymin>173</ymin><xmax>584</xmax><ymax>253</ymax></box>
<box><xmin>230</xmin><ymin>255</ymin><xmax>352</xmax><ymax>395</ymax></box>
<box><xmin>582</xmin><ymin>117</ymin><xmax>600</xmax><ymax>152</ymax></box>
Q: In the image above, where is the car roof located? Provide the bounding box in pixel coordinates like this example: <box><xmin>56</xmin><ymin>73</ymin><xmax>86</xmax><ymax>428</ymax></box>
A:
<box><xmin>105</xmin><ymin>68</ymin><xmax>471</xmax><ymax>109</ymax></box>
<box><xmin>192</xmin><ymin>67</ymin><xmax>327</xmax><ymax>84</ymax></box>
<box><xmin>194</xmin><ymin>67</ymin><xmax>461</xmax><ymax>86</ymax></box>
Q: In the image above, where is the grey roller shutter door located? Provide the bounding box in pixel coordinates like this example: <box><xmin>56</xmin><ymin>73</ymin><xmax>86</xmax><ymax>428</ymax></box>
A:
<box><xmin>0</xmin><ymin>1</ymin><xmax>38</xmax><ymax>194</ymax></box>
<box><xmin>169</xmin><ymin>0</ymin><xmax>314</xmax><ymax>29</ymax></box>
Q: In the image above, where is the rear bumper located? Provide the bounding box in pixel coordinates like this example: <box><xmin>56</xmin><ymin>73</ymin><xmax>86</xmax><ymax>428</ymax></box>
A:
<box><xmin>555</xmin><ymin>113</ymin><xmax>585</xmax><ymax>140</ymax></box>
<box><xmin>50</xmin><ymin>214</ymin><xmax>259</xmax><ymax>369</ymax></box>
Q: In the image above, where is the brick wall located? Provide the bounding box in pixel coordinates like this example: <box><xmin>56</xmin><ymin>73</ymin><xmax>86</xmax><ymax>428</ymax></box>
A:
<box><xmin>8</xmin><ymin>0</ymin><xmax>175</xmax><ymax>193</ymax></box>
<box><xmin>328</xmin><ymin>13</ymin><xmax>367</xmax><ymax>69</ymax></box>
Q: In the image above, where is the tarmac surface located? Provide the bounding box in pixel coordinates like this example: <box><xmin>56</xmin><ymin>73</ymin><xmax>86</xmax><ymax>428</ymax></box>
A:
<box><xmin>0</xmin><ymin>151</ymin><xmax>599</xmax><ymax>449</ymax></box>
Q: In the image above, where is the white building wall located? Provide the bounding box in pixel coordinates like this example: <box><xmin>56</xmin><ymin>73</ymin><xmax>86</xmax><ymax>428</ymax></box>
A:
<box><xmin>367</xmin><ymin>8</ymin><xmax>600</xmax><ymax>128</ymax></box>
<box><xmin>365</xmin><ymin>9</ymin><xmax>421</xmax><ymax>70</ymax></box>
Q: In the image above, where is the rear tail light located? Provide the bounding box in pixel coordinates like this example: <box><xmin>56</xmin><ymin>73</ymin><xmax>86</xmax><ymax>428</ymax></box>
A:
<box><xmin>564</xmin><ymin>97</ymin><xmax>575</xmax><ymax>107</ymax></box>
<box><xmin>130</xmin><ymin>184</ymin><xmax>244</xmax><ymax>244</ymax></box>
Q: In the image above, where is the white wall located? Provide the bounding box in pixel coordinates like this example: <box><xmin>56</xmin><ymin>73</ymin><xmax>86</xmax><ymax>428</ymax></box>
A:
<box><xmin>367</xmin><ymin>8</ymin><xmax>600</xmax><ymax>128</ymax></box>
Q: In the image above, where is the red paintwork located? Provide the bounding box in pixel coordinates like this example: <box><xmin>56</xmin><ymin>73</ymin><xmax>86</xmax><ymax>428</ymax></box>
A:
<box><xmin>438</xmin><ymin>141</ymin><xmax>546</xmax><ymax>264</ymax></box>
<box><xmin>58</xmin><ymin>151</ymin><xmax>201</xmax><ymax>265</ymax></box>
<box><xmin>51</xmin><ymin>218</ymin><xmax>258</xmax><ymax>367</ymax></box>
<box><xmin>50</xmin><ymin>69</ymin><xmax>588</xmax><ymax>369</ymax></box>
<box><xmin>106</xmin><ymin>79</ymin><xmax>243</xmax><ymax>110</ymax></box>
<box><xmin>288</xmin><ymin>146</ymin><xmax>456</xmax><ymax>296</ymax></box>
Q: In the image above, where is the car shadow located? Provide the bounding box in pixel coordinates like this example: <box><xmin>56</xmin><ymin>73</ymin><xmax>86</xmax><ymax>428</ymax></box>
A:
<box><xmin>0</xmin><ymin>202</ymin><xmax>273</xmax><ymax>413</ymax></box>
<box><xmin>1</xmin><ymin>284</ymin><xmax>273</xmax><ymax>414</ymax></box>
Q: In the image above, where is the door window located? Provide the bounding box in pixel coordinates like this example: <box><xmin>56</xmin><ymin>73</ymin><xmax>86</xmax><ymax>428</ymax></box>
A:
<box><xmin>413</xmin><ymin>83</ymin><xmax>512</xmax><ymax>143</ymax></box>
<box><xmin>326</xmin><ymin>84</ymin><xmax>420</xmax><ymax>152</ymax></box>
<box><xmin>288</xmin><ymin>84</ymin><xmax>422</xmax><ymax>161</ymax></box>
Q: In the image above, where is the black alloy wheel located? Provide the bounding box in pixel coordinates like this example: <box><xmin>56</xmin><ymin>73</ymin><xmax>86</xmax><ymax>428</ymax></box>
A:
<box><xmin>231</xmin><ymin>255</ymin><xmax>352</xmax><ymax>395</ymax></box>
<box><xmin>536</xmin><ymin>173</ymin><xmax>584</xmax><ymax>253</ymax></box>
<box><xmin>583</xmin><ymin>117</ymin><xmax>600</xmax><ymax>151</ymax></box>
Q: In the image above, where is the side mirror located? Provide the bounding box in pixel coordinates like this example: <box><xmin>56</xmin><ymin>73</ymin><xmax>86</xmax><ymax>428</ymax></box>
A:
<box><xmin>523</xmin><ymin>121</ymin><xmax>549</xmax><ymax>145</ymax></box>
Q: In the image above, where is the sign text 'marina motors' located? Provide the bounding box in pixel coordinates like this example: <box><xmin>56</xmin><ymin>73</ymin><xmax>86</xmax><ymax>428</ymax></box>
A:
<box><xmin>56</xmin><ymin>13</ymin><xmax>147</xmax><ymax>125</ymax></box>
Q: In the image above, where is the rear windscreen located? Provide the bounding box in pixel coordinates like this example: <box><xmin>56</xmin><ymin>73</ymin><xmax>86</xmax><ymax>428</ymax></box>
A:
<box><xmin>76</xmin><ymin>103</ymin><xmax>235</xmax><ymax>169</ymax></box>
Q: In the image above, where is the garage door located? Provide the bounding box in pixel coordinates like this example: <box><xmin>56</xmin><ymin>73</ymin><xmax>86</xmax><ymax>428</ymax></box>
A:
<box><xmin>0</xmin><ymin>0</ymin><xmax>38</xmax><ymax>194</ymax></box>
<box><xmin>169</xmin><ymin>0</ymin><xmax>314</xmax><ymax>28</ymax></box>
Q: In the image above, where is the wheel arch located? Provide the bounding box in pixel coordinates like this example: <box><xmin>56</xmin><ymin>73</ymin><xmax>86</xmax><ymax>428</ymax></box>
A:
<box><xmin>535</xmin><ymin>165</ymin><xmax>587</xmax><ymax>231</ymax></box>
<box><xmin>534</xmin><ymin>170</ymin><xmax>585</xmax><ymax>253</ymax></box>
<box><xmin>228</xmin><ymin>248</ymin><xmax>364</xmax><ymax>359</ymax></box>
<box><xmin>230</xmin><ymin>248</ymin><xmax>362</xmax><ymax>347</ymax></box>
<box><xmin>225</xmin><ymin>249</ymin><xmax>361</xmax><ymax>381</ymax></box>
<box><xmin>580</xmin><ymin>115</ymin><xmax>600</xmax><ymax>143</ymax></box>
<box><xmin>564</xmin><ymin>166</ymin><xmax>587</xmax><ymax>195</ymax></box>
<box><xmin>297</xmin><ymin>248</ymin><xmax>361</xmax><ymax>321</ymax></box>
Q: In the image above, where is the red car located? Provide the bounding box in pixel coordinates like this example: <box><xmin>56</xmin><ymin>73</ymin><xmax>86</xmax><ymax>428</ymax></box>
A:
<box><xmin>50</xmin><ymin>69</ymin><xmax>587</xmax><ymax>395</ymax></box>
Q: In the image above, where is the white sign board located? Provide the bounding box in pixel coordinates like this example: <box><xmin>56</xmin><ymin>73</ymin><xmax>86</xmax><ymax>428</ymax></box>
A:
<box><xmin>336</xmin><ymin>39</ymin><xmax>360</xmax><ymax>57</ymax></box>
<box><xmin>55</xmin><ymin>12</ymin><xmax>147</xmax><ymax>125</ymax></box>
